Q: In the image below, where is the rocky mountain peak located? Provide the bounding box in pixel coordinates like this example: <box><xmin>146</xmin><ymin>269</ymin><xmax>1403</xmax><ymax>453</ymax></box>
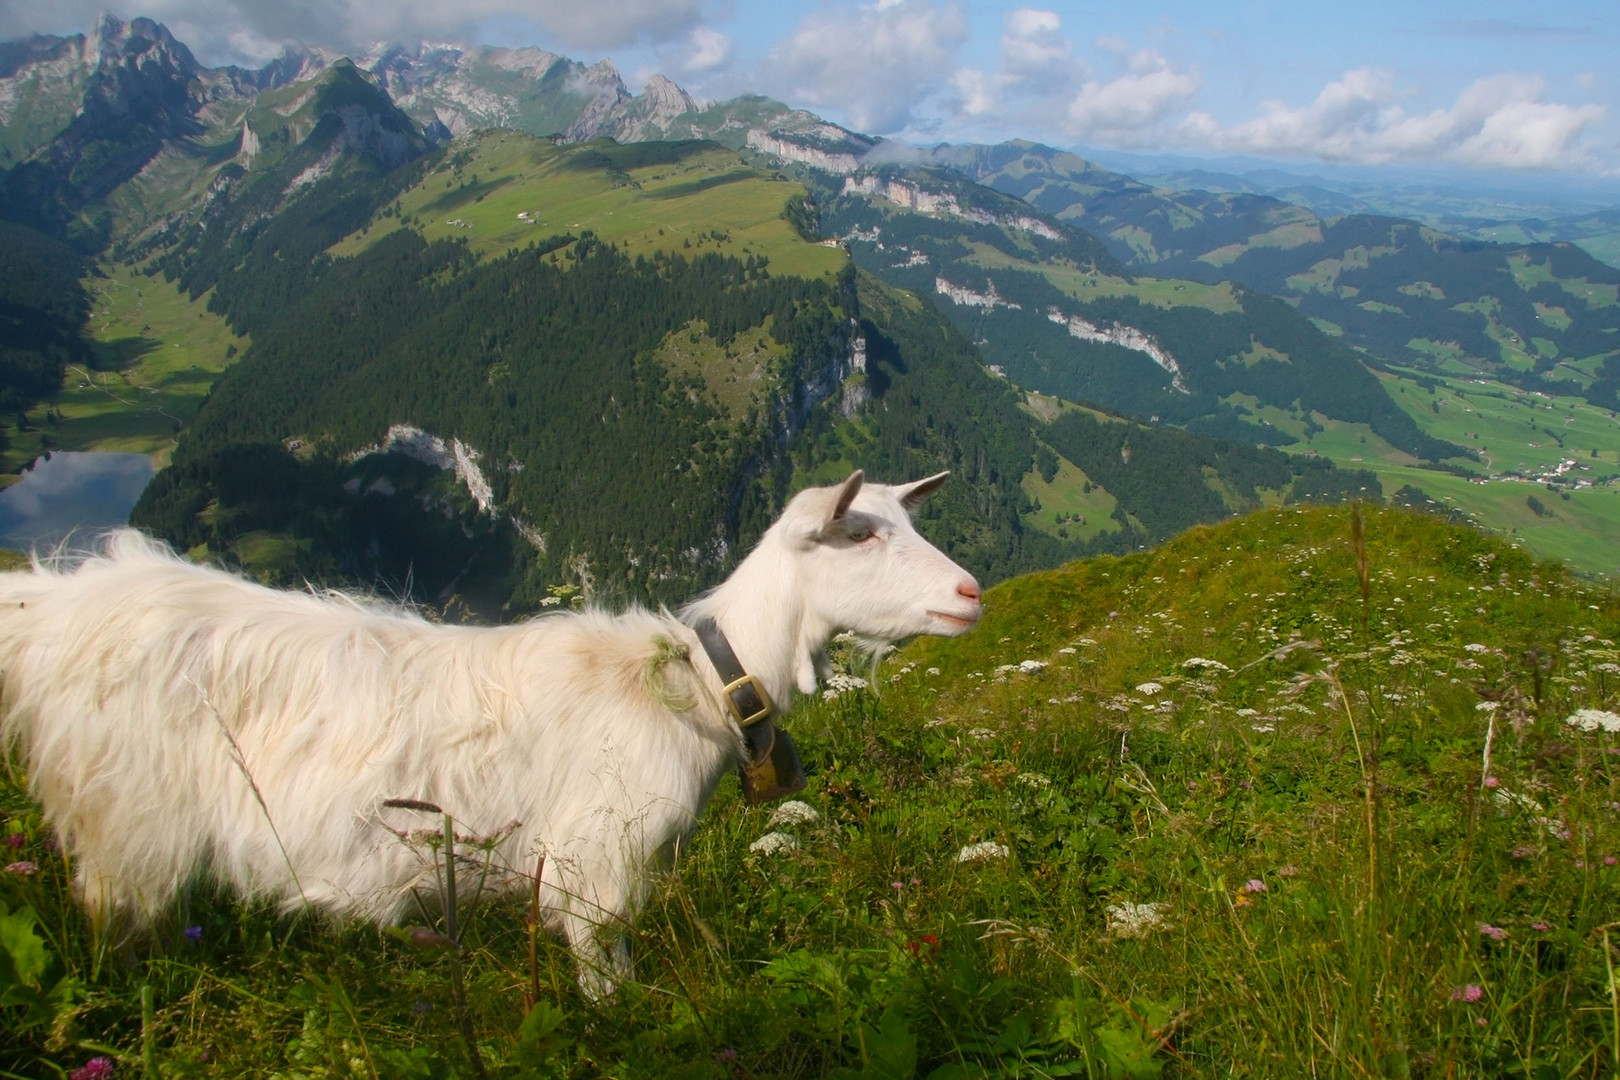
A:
<box><xmin>640</xmin><ymin>74</ymin><xmax>696</xmax><ymax>117</ymax></box>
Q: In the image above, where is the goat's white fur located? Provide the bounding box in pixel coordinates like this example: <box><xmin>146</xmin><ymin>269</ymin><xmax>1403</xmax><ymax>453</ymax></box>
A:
<box><xmin>0</xmin><ymin>471</ymin><xmax>980</xmax><ymax>993</ymax></box>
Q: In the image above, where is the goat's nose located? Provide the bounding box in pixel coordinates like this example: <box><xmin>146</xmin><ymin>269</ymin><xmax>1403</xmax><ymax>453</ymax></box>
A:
<box><xmin>957</xmin><ymin>580</ymin><xmax>982</xmax><ymax>603</ymax></box>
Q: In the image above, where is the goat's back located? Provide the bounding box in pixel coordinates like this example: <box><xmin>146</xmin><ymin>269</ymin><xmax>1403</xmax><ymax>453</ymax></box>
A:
<box><xmin>0</xmin><ymin>530</ymin><xmax>740</xmax><ymax>929</ymax></box>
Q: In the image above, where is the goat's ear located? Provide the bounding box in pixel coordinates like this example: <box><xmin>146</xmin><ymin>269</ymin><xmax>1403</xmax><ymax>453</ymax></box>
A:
<box><xmin>827</xmin><ymin>470</ymin><xmax>864</xmax><ymax>526</ymax></box>
<box><xmin>896</xmin><ymin>471</ymin><xmax>949</xmax><ymax>511</ymax></box>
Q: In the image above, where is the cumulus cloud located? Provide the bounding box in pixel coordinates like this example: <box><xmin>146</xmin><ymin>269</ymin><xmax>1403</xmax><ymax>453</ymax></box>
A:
<box><xmin>682</xmin><ymin>26</ymin><xmax>731</xmax><ymax>73</ymax></box>
<box><xmin>1065</xmin><ymin>48</ymin><xmax>1200</xmax><ymax>145</ymax></box>
<box><xmin>1194</xmin><ymin>69</ymin><xmax>1607</xmax><ymax>169</ymax></box>
<box><xmin>765</xmin><ymin>0</ymin><xmax>967</xmax><ymax>134</ymax></box>
<box><xmin>947</xmin><ymin>8</ymin><xmax>1077</xmax><ymax>123</ymax></box>
<box><xmin>0</xmin><ymin>0</ymin><xmax>709</xmax><ymax>64</ymax></box>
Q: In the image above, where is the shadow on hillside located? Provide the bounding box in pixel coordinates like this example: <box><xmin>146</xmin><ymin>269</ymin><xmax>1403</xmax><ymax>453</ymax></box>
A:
<box><xmin>422</xmin><ymin>175</ymin><xmax>515</xmax><ymax>215</ymax></box>
<box><xmin>646</xmin><ymin>169</ymin><xmax>754</xmax><ymax>201</ymax></box>
<box><xmin>558</xmin><ymin>140</ymin><xmax>714</xmax><ymax>173</ymax></box>
<box><xmin>88</xmin><ymin>335</ymin><xmax>160</xmax><ymax>371</ymax></box>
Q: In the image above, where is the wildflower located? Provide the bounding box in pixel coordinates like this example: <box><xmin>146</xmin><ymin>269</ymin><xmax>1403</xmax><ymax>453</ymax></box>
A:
<box><xmin>1275</xmin><ymin>866</ymin><xmax>1299</xmax><ymax>877</ymax></box>
<box><xmin>4</xmin><ymin>833</ymin><xmax>23</xmax><ymax>849</ymax></box>
<box><xmin>1607</xmin><ymin>857</ymin><xmax>1617</xmax><ymax>866</ymax></box>
<box><xmin>891</xmin><ymin>881</ymin><xmax>905</xmax><ymax>892</ymax></box>
<box><xmin>1478</xmin><ymin>923</ymin><xmax>1509</xmax><ymax>941</ymax></box>
<box><xmin>5</xmin><ymin>861</ymin><xmax>37</xmax><ymax>875</ymax></box>
<box><xmin>956</xmin><ymin>841</ymin><xmax>1009</xmax><ymax>863</ymax></box>
<box><xmin>1475</xmin><ymin>701</ymin><xmax>1500</xmax><ymax>713</ymax></box>
<box><xmin>926</xmin><ymin>667</ymin><xmax>940</xmax><ymax>676</ymax></box>
<box><xmin>1105</xmin><ymin>901</ymin><xmax>1169</xmax><ymax>939</ymax></box>
<box><xmin>1015</xmin><ymin>772</ymin><xmax>1051</xmax><ymax>788</ymax></box>
<box><xmin>1135</xmin><ymin>681</ymin><xmax>1163</xmax><ymax>696</ymax></box>
<box><xmin>70</xmin><ymin>1059</ymin><xmax>114</xmax><ymax>1080</ymax></box>
<box><xmin>768</xmin><ymin>800</ymin><xmax>820</xmax><ymax>827</ymax></box>
<box><xmin>1182</xmin><ymin>657</ymin><xmax>1232</xmax><ymax>673</ymax></box>
<box><xmin>748</xmin><ymin>832</ymin><xmax>799</xmax><ymax>856</ymax></box>
<box><xmin>1483</xmin><ymin>775</ymin><xmax>1499</xmax><ymax>788</ymax></box>
<box><xmin>1511</xmin><ymin>844</ymin><xmax>1536</xmax><ymax>859</ymax></box>
<box><xmin>184</xmin><ymin>925</ymin><xmax>203</xmax><ymax>942</ymax></box>
<box><xmin>1240</xmin><ymin>879</ymin><xmax>1267</xmax><ymax>894</ymax></box>
<box><xmin>904</xmin><ymin>935</ymin><xmax>940</xmax><ymax>962</ymax></box>
<box><xmin>1531</xmin><ymin>922</ymin><xmax>1550</xmax><ymax>931</ymax></box>
<box><xmin>1450</xmin><ymin>985</ymin><xmax>1484</xmax><ymax>1003</ymax></box>
<box><xmin>1019</xmin><ymin>659</ymin><xmax>1048</xmax><ymax>673</ymax></box>
<box><xmin>1465</xmin><ymin>643</ymin><xmax>1489</xmax><ymax>653</ymax></box>
<box><xmin>1565</xmin><ymin>709</ymin><xmax>1620</xmax><ymax>733</ymax></box>
<box><xmin>715</xmin><ymin>1048</ymin><xmax>739</xmax><ymax>1064</ymax></box>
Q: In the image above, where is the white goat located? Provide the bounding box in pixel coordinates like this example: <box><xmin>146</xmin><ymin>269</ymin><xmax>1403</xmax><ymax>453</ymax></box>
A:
<box><xmin>0</xmin><ymin>470</ymin><xmax>981</xmax><ymax>993</ymax></box>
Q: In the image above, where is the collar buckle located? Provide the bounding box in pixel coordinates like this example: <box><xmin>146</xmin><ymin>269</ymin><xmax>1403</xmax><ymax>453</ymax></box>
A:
<box><xmin>721</xmin><ymin>673</ymin><xmax>774</xmax><ymax>727</ymax></box>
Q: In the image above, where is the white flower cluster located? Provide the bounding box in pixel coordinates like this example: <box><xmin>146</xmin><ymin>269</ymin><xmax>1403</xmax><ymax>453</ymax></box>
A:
<box><xmin>956</xmin><ymin>841</ymin><xmax>1009</xmax><ymax>863</ymax></box>
<box><xmin>1105</xmin><ymin>901</ymin><xmax>1169</xmax><ymax>939</ymax></box>
<box><xmin>748</xmin><ymin>832</ymin><xmax>799</xmax><ymax>855</ymax></box>
<box><xmin>1181</xmin><ymin>657</ymin><xmax>1232</xmax><ymax>673</ymax></box>
<box><xmin>749</xmin><ymin>800</ymin><xmax>822</xmax><ymax>856</ymax></box>
<box><xmin>1565</xmin><ymin>708</ymin><xmax>1620</xmax><ymax>733</ymax></box>
<box><xmin>822</xmin><ymin>672</ymin><xmax>870</xmax><ymax>700</ymax></box>
<box><xmin>768</xmin><ymin>800</ymin><xmax>821</xmax><ymax>827</ymax></box>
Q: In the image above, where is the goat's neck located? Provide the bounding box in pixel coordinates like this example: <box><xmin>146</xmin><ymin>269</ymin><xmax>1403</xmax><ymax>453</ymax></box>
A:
<box><xmin>685</xmin><ymin>542</ymin><xmax>825</xmax><ymax>710</ymax></box>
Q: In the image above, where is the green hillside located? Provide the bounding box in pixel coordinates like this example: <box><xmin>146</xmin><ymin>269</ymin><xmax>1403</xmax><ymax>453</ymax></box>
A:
<box><xmin>930</xmin><ymin>142</ymin><xmax>1620</xmax><ymax>413</ymax></box>
<box><xmin>6</xmin><ymin>504</ymin><xmax>1619</xmax><ymax>1076</ymax></box>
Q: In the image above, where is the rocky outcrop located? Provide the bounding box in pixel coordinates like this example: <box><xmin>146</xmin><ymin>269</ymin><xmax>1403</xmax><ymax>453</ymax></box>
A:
<box><xmin>842</xmin><ymin>173</ymin><xmax>1063</xmax><ymax>240</ymax></box>
<box><xmin>934</xmin><ymin>277</ymin><xmax>1021</xmax><ymax>310</ymax></box>
<box><xmin>562</xmin><ymin>61</ymin><xmax>633</xmax><ymax>141</ymax></box>
<box><xmin>1047</xmin><ymin>308</ymin><xmax>1190</xmax><ymax>393</ymax></box>
<box><xmin>607</xmin><ymin>74</ymin><xmax>697</xmax><ymax>142</ymax></box>
<box><xmin>745</xmin><ymin>130</ymin><xmax>861</xmax><ymax>174</ymax></box>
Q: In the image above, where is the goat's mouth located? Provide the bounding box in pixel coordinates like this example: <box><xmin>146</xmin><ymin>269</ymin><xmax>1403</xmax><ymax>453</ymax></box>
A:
<box><xmin>927</xmin><ymin>608</ymin><xmax>980</xmax><ymax>631</ymax></box>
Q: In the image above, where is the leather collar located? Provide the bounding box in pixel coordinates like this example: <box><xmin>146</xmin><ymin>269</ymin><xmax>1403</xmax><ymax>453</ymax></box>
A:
<box><xmin>690</xmin><ymin>617</ymin><xmax>806</xmax><ymax>804</ymax></box>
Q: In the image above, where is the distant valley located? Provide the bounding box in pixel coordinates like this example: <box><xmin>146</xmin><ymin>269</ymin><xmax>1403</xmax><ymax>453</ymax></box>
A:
<box><xmin>1</xmin><ymin>14</ymin><xmax>1617</xmax><ymax>599</ymax></box>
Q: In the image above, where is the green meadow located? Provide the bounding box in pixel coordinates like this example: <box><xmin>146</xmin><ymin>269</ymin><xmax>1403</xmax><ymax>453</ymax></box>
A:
<box><xmin>0</xmin><ymin>264</ymin><xmax>244</xmax><ymax>475</ymax></box>
<box><xmin>6</xmin><ymin>504</ymin><xmax>1620</xmax><ymax>1077</ymax></box>
<box><xmin>333</xmin><ymin>132</ymin><xmax>848</xmax><ymax>282</ymax></box>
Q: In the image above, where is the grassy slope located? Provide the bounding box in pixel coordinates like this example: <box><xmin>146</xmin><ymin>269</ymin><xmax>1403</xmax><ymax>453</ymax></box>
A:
<box><xmin>5</xmin><ymin>504</ymin><xmax>1620</xmax><ymax>1077</ymax></box>
<box><xmin>4</xmin><ymin>132</ymin><xmax>833</xmax><ymax>474</ymax></box>
<box><xmin>0</xmin><ymin>263</ymin><xmax>246</xmax><ymax>474</ymax></box>
<box><xmin>332</xmin><ymin>131</ymin><xmax>846</xmax><ymax>282</ymax></box>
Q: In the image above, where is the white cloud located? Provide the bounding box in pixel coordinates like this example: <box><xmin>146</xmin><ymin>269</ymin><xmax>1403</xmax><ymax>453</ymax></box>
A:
<box><xmin>0</xmin><ymin>0</ymin><xmax>709</xmax><ymax>64</ymax></box>
<box><xmin>1202</xmin><ymin>69</ymin><xmax>1607</xmax><ymax>169</ymax></box>
<box><xmin>683</xmin><ymin>26</ymin><xmax>730</xmax><ymax>73</ymax></box>
<box><xmin>766</xmin><ymin>0</ymin><xmax>966</xmax><ymax>134</ymax></box>
<box><xmin>1065</xmin><ymin>49</ymin><xmax>1200</xmax><ymax>144</ymax></box>
<box><xmin>946</xmin><ymin>8</ymin><xmax>1077</xmax><ymax>124</ymax></box>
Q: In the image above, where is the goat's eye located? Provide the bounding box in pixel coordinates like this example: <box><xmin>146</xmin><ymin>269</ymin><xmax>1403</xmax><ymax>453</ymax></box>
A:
<box><xmin>848</xmin><ymin>529</ymin><xmax>874</xmax><ymax>543</ymax></box>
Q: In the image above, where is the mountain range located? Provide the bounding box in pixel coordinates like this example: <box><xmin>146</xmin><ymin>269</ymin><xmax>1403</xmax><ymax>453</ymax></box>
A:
<box><xmin>1</xmin><ymin>13</ymin><xmax>1617</xmax><ymax>599</ymax></box>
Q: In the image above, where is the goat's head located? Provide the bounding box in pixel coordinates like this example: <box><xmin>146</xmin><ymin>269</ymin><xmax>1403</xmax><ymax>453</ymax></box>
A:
<box><xmin>781</xmin><ymin>470</ymin><xmax>982</xmax><ymax>642</ymax></box>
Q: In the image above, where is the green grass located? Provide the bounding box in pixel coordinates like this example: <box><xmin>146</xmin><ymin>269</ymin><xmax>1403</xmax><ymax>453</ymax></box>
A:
<box><xmin>1021</xmin><ymin>456</ymin><xmax>1120</xmax><ymax>542</ymax></box>
<box><xmin>6</xmin><ymin>504</ymin><xmax>1620</xmax><ymax>1077</ymax></box>
<box><xmin>333</xmin><ymin>131</ymin><xmax>847</xmax><ymax>282</ymax></box>
<box><xmin>0</xmin><ymin>264</ymin><xmax>246</xmax><ymax>475</ymax></box>
<box><xmin>958</xmin><ymin>244</ymin><xmax>1241</xmax><ymax>314</ymax></box>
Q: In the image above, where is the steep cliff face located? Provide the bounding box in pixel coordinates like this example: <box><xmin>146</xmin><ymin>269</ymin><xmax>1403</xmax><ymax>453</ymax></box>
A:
<box><xmin>842</xmin><ymin>173</ymin><xmax>1064</xmax><ymax>240</ymax></box>
<box><xmin>604</xmin><ymin>75</ymin><xmax>697</xmax><ymax>143</ymax></box>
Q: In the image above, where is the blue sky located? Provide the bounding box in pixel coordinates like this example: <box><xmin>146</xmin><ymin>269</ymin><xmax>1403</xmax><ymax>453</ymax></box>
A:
<box><xmin>6</xmin><ymin>1</ymin><xmax>1616</xmax><ymax>175</ymax></box>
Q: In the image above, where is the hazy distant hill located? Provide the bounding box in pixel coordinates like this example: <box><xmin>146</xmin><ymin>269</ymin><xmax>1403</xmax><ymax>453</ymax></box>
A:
<box><xmin>927</xmin><ymin>141</ymin><xmax>1620</xmax><ymax>413</ymax></box>
<box><xmin>1</xmin><ymin>18</ymin><xmax>1615</xmax><ymax>587</ymax></box>
<box><xmin>812</xmin><ymin>161</ymin><xmax>1462</xmax><ymax>463</ymax></box>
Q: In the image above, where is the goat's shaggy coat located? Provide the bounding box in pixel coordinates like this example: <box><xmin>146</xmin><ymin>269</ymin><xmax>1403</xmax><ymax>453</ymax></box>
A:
<box><xmin>0</xmin><ymin>471</ymin><xmax>980</xmax><ymax>992</ymax></box>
